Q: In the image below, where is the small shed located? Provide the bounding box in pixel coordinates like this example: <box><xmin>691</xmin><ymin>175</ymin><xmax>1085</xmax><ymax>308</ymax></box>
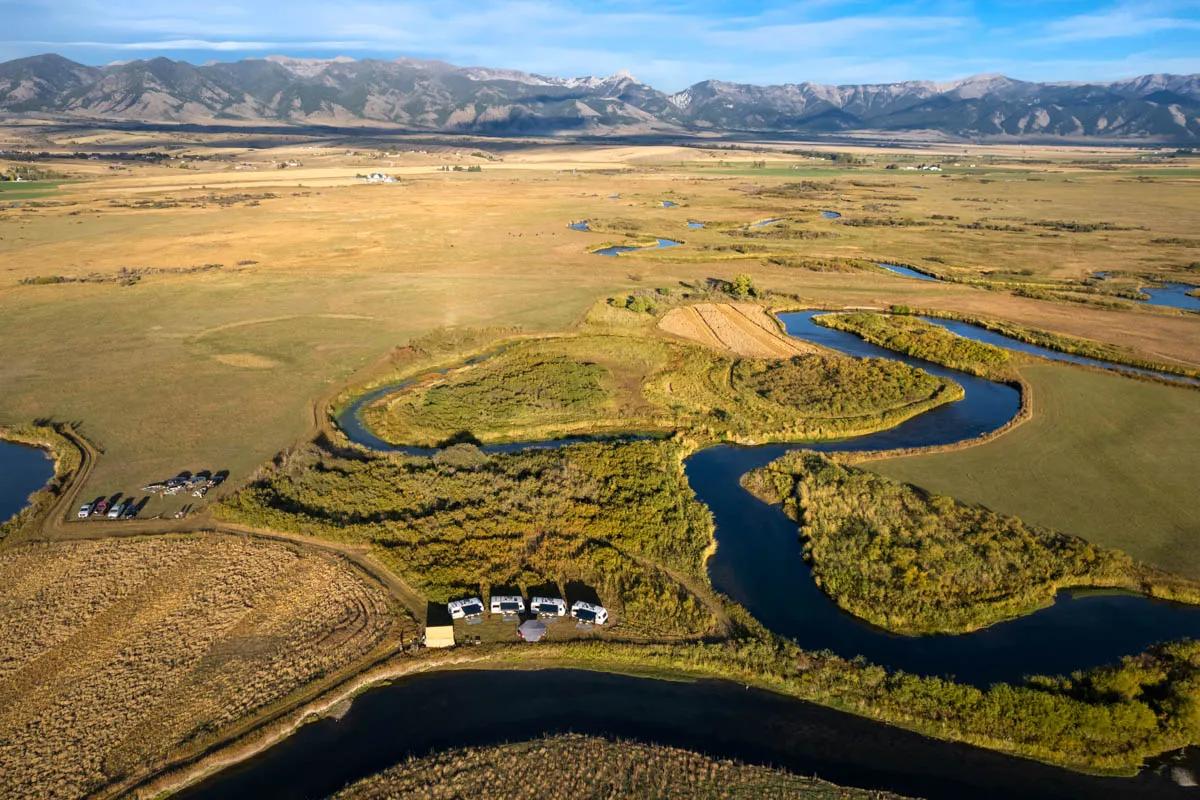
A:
<box><xmin>518</xmin><ymin>619</ymin><xmax>548</xmax><ymax>643</ymax></box>
<box><xmin>424</xmin><ymin>624</ymin><xmax>456</xmax><ymax>648</ymax></box>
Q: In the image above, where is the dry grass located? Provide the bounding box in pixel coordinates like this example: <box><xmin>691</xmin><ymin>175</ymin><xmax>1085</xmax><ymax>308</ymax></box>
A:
<box><xmin>659</xmin><ymin>302</ymin><xmax>815</xmax><ymax>358</ymax></box>
<box><xmin>0</xmin><ymin>534</ymin><xmax>401</xmax><ymax>800</ymax></box>
<box><xmin>332</xmin><ymin>733</ymin><xmax>909</xmax><ymax>800</ymax></box>
<box><xmin>2</xmin><ymin>137</ymin><xmax>1198</xmax><ymax>504</ymax></box>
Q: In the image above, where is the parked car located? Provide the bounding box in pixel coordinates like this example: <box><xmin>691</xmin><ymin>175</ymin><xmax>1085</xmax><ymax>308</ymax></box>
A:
<box><xmin>106</xmin><ymin>502</ymin><xmax>123</xmax><ymax>519</ymax></box>
<box><xmin>93</xmin><ymin>498</ymin><xmax>109</xmax><ymax>516</ymax></box>
<box><xmin>120</xmin><ymin>501</ymin><xmax>138</xmax><ymax>519</ymax></box>
<box><xmin>77</xmin><ymin>503</ymin><xmax>92</xmax><ymax>518</ymax></box>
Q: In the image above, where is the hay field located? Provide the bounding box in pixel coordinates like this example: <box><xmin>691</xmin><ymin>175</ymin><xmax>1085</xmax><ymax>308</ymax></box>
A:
<box><xmin>333</xmin><ymin>734</ymin><xmax>908</xmax><ymax>800</ymax></box>
<box><xmin>658</xmin><ymin>302</ymin><xmax>815</xmax><ymax>357</ymax></box>
<box><xmin>1</xmin><ymin>134</ymin><xmax>1198</xmax><ymax>505</ymax></box>
<box><xmin>872</xmin><ymin>363</ymin><xmax>1200</xmax><ymax>578</ymax></box>
<box><xmin>0</xmin><ymin>534</ymin><xmax>402</xmax><ymax>800</ymax></box>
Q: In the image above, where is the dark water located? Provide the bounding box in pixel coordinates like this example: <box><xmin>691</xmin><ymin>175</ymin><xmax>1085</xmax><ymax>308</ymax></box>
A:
<box><xmin>700</xmin><ymin>311</ymin><xmax>1200</xmax><ymax>685</ymax></box>
<box><xmin>567</xmin><ymin>220</ymin><xmax>590</xmax><ymax>231</ymax></box>
<box><xmin>594</xmin><ymin>237</ymin><xmax>680</xmax><ymax>256</ymax></box>
<box><xmin>687</xmin><ymin>220</ymin><xmax>705</xmax><ymax>229</ymax></box>
<box><xmin>662</xmin><ymin>199</ymin><xmax>678</xmax><ymax>208</ymax></box>
<box><xmin>879</xmin><ymin>262</ymin><xmax>941</xmax><ymax>281</ymax></box>
<box><xmin>821</xmin><ymin>209</ymin><xmax>842</xmax><ymax>219</ymax></box>
<box><xmin>175</xmin><ymin>669</ymin><xmax>1189</xmax><ymax>800</ymax></box>
<box><xmin>921</xmin><ymin>316</ymin><xmax>1200</xmax><ymax>387</ymax></box>
<box><xmin>0</xmin><ymin>439</ymin><xmax>53</xmax><ymax>524</ymax></box>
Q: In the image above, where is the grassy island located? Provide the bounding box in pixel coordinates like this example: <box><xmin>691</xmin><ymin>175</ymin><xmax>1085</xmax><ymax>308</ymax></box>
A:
<box><xmin>359</xmin><ymin>330</ymin><xmax>961</xmax><ymax>447</ymax></box>
<box><xmin>743</xmin><ymin>451</ymin><xmax>1200</xmax><ymax>634</ymax></box>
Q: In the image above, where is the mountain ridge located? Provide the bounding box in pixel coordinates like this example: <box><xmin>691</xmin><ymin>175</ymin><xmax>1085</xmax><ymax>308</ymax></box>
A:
<box><xmin>1</xmin><ymin>53</ymin><xmax>1197</xmax><ymax>141</ymax></box>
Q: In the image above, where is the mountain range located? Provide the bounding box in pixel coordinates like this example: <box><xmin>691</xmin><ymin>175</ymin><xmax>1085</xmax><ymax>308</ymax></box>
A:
<box><xmin>1</xmin><ymin>53</ymin><xmax>1198</xmax><ymax>142</ymax></box>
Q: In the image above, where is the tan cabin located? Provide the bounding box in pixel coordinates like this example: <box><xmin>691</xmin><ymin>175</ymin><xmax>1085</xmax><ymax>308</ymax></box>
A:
<box><xmin>424</xmin><ymin>624</ymin><xmax>456</xmax><ymax>649</ymax></box>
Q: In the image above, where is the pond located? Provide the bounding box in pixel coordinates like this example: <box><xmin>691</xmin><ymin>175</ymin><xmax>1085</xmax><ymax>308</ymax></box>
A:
<box><xmin>821</xmin><ymin>210</ymin><xmax>841</xmax><ymax>219</ymax></box>
<box><xmin>1094</xmin><ymin>272</ymin><xmax>1200</xmax><ymax>313</ymax></box>
<box><xmin>0</xmin><ymin>439</ymin><xmax>53</xmax><ymax>525</ymax></box>
<box><xmin>175</xmin><ymin>669</ymin><xmax>1189</xmax><ymax>800</ymax></box>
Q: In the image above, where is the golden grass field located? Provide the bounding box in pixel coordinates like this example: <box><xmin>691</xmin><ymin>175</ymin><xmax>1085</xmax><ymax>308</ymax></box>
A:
<box><xmin>0</xmin><ymin>534</ymin><xmax>401</xmax><ymax>799</ymax></box>
<box><xmin>872</xmin><ymin>362</ymin><xmax>1200</xmax><ymax>578</ymax></box>
<box><xmin>1</xmin><ymin>128</ymin><xmax>1198</xmax><ymax>509</ymax></box>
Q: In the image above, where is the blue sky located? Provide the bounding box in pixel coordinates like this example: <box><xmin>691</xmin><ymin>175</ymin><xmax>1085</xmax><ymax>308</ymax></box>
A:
<box><xmin>3</xmin><ymin>0</ymin><xmax>1199</xmax><ymax>89</ymax></box>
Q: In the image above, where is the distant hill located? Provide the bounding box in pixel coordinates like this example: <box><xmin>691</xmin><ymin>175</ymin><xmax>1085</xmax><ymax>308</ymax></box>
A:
<box><xmin>1</xmin><ymin>53</ymin><xmax>1197</xmax><ymax>142</ymax></box>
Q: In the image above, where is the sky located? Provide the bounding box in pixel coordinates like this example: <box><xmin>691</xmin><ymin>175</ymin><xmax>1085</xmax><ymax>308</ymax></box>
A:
<box><xmin>2</xmin><ymin>0</ymin><xmax>1199</xmax><ymax>90</ymax></box>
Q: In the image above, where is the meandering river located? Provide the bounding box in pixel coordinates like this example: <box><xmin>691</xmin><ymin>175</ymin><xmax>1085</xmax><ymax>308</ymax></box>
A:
<box><xmin>10</xmin><ymin>304</ymin><xmax>1199</xmax><ymax>798</ymax></box>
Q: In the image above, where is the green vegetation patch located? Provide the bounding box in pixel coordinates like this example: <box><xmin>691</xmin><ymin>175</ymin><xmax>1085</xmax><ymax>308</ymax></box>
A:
<box><xmin>743</xmin><ymin>452</ymin><xmax>1194</xmax><ymax>634</ymax></box>
<box><xmin>873</xmin><ymin>363</ymin><xmax>1200</xmax><ymax>579</ymax></box>
<box><xmin>333</xmin><ymin>733</ymin><xmax>908</xmax><ymax>800</ymax></box>
<box><xmin>218</xmin><ymin>439</ymin><xmax>717</xmax><ymax>639</ymax></box>
<box><xmin>367</xmin><ymin>351</ymin><xmax>608</xmax><ymax>445</ymax></box>
<box><xmin>733</xmin><ymin>356</ymin><xmax>947</xmax><ymax>418</ymax></box>
<box><xmin>817</xmin><ymin>312</ymin><xmax>1014</xmax><ymax>379</ymax></box>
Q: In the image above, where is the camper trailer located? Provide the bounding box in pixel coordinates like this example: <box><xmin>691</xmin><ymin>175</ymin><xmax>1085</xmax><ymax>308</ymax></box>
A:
<box><xmin>570</xmin><ymin>601</ymin><xmax>609</xmax><ymax>626</ymax></box>
<box><xmin>530</xmin><ymin>596</ymin><xmax>567</xmax><ymax>617</ymax></box>
<box><xmin>489</xmin><ymin>595</ymin><xmax>525</xmax><ymax>615</ymax></box>
<box><xmin>447</xmin><ymin>597</ymin><xmax>485</xmax><ymax>620</ymax></box>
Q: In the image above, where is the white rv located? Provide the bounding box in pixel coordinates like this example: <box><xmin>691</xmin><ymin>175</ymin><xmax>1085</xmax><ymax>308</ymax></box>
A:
<box><xmin>570</xmin><ymin>601</ymin><xmax>609</xmax><ymax>626</ymax></box>
<box><xmin>447</xmin><ymin>597</ymin><xmax>485</xmax><ymax>620</ymax></box>
<box><xmin>530</xmin><ymin>596</ymin><xmax>567</xmax><ymax>617</ymax></box>
<box><xmin>489</xmin><ymin>595</ymin><xmax>525</xmax><ymax>615</ymax></box>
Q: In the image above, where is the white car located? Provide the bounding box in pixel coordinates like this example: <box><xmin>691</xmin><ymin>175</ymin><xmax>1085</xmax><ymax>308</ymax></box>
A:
<box><xmin>530</xmin><ymin>596</ymin><xmax>566</xmax><ymax>617</ymax></box>
<box><xmin>570</xmin><ymin>601</ymin><xmax>609</xmax><ymax>626</ymax></box>
<box><xmin>77</xmin><ymin>503</ymin><xmax>92</xmax><ymax>518</ymax></box>
<box><xmin>489</xmin><ymin>595</ymin><xmax>525</xmax><ymax>615</ymax></box>
<box><xmin>447</xmin><ymin>597</ymin><xmax>485</xmax><ymax>620</ymax></box>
